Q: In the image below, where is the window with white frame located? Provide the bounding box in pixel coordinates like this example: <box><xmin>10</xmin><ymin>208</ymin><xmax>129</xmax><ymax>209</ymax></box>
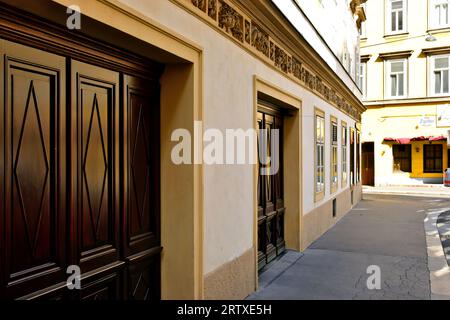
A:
<box><xmin>342</xmin><ymin>123</ymin><xmax>348</xmax><ymax>187</ymax></box>
<box><xmin>359</xmin><ymin>3</ymin><xmax>367</xmax><ymax>38</ymax></box>
<box><xmin>315</xmin><ymin>112</ymin><xmax>325</xmax><ymax>198</ymax></box>
<box><xmin>386</xmin><ymin>59</ymin><xmax>407</xmax><ymax>98</ymax></box>
<box><xmin>331</xmin><ymin>119</ymin><xmax>338</xmax><ymax>193</ymax></box>
<box><xmin>387</xmin><ymin>0</ymin><xmax>407</xmax><ymax>34</ymax></box>
<box><xmin>359</xmin><ymin>21</ymin><xmax>366</xmax><ymax>38</ymax></box>
<box><xmin>358</xmin><ymin>62</ymin><xmax>367</xmax><ymax>98</ymax></box>
<box><xmin>431</xmin><ymin>55</ymin><xmax>450</xmax><ymax>95</ymax></box>
<box><xmin>430</xmin><ymin>0</ymin><xmax>450</xmax><ymax>29</ymax></box>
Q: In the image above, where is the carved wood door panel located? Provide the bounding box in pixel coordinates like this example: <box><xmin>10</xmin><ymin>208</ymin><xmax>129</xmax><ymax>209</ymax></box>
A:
<box><xmin>0</xmin><ymin>40</ymin><xmax>67</xmax><ymax>299</ymax></box>
<box><xmin>0</xmin><ymin>38</ymin><xmax>162</xmax><ymax>300</ymax></box>
<box><xmin>123</xmin><ymin>75</ymin><xmax>161</xmax><ymax>300</ymax></box>
<box><xmin>70</xmin><ymin>60</ymin><xmax>121</xmax><ymax>275</ymax></box>
<box><xmin>257</xmin><ymin>107</ymin><xmax>285</xmax><ymax>272</ymax></box>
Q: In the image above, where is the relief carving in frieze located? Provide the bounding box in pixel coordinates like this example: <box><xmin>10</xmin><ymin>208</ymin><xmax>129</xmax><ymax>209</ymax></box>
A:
<box><xmin>218</xmin><ymin>0</ymin><xmax>244</xmax><ymax>42</ymax></box>
<box><xmin>245</xmin><ymin>20</ymin><xmax>251</xmax><ymax>44</ymax></box>
<box><xmin>184</xmin><ymin>0</ymin><xmax>361</xmax><ymax>120</ymax></box>
<box><xmin>274</xmin><ymin>45</ymin><xmax>288</xmax><ymax>73</ymax></box>
<box><xmin>292</xmin><ymin>57</ymin><xmax>302</xmax><ymax>81</ymax></box>
<box><xmin>251</xmin><ymin>23</ymin><xmax>270</xmax><ymax>58</ymax></box>
<box><xmin>270</xmin><ymin>41</ymin><xmax>275</xmax><ymax>61</ymax></box>
<box><xmin>192</xmin><ymin>0</ymin><xmax>206</xmax><ymax>12</ymax></box>
<box><xmin>208</xmin><ymin>0</ymin><xmax>217</xmax><ymax>20</ymax></box>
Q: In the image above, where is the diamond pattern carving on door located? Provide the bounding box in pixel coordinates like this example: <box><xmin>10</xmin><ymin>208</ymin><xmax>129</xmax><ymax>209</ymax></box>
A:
<box><xmin>14</xmin><ymin>81</ymin><xmax>50</xmax><ymax>259</ymax></box>
<box><xmin>131</xmin><ymin>101</ymin><xmax>151</xmax><ymax>233</ymax></box>
<box><xmin>124</xmin><ymin>76</ymin><xmax>161</xmax><ymax>300</ymax></box>
<box><xmin>2</xmin><ymin>39</ymin><xmax>67</xmax><ymax>299</ymax></box>
<box><xmin>83</xmin><ymin>94</ymin><xmax>108</xmax><ymax>242</ymax></box>
<box><xmin>8</xmin><ymin>67</ymin><xmax>58</xmax><ymax>277</ymax></box>
<box><xmin>131</xmin><ymin>273</ymin><xmax>151</xmax><ymax>300</ymax></box>
<box><xmin>127</xmin><ymin>82</ymin><xmax>159</xmax><ymax>250</ymax></box>
<box><xmin>1</xmin><ymin>31</ymin><xmax>164</xmax><ymax>299</ymax></box>
<box><xmin>128</xmin><ymin>256</ymin><xmax>160</xmax><ymax>300</ymax></box>
<box><xmin>81</xmin><ymin>87</ymin><xmax>110</xmax><ymax>250</ymax></box>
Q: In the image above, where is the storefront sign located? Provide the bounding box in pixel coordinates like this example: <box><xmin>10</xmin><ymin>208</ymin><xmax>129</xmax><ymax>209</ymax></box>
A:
<box><xmin>419</xmin><ymin>116</ymin><xmax>435</xmax><ymax>127</ymax></box>
<box><xmin>437</xmin><ymin>104</ymin><xmax>450</xmax><ymax>127</ymax></box>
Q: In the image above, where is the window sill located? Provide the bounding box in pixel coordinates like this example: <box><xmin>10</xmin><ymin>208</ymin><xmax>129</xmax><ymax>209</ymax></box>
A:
<box><xmin>314</xmin><ymin>191</ymin><xmax>325</xmax><ymax>203</ymax></box>
<box><xmin>428</xmin><ymin>94</ymin><xmax>450</xmax><ymax>98</ymax></box>
<box><xmin>427</xmin><ymin>27</ymin><xmax>450</xmax><ymax>34</ymax></box>
<box><xmin>330</xmin><ymin>186</ymin><xmax>338</xmax><ymax>195</ymax></box>
<box><xmin>384</xmin><ymin>32</ymin><xmax>409</xmax><ymax>39</ymax></box>
<box><xmin>384</xmin><ymin>96</ymin><xmax>408</xmax><ymax>100</ymax></box>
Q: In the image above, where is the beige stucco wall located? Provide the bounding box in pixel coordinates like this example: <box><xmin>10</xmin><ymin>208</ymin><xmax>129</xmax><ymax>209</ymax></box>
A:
<box><xmin>51</xmin><ymin>0</ymin><xmax>363</xmax><ymax>298</ymax></box>
<box><xmin>302</xmin><ymin>184</ymin><xmax>362</xmax><ymax>250</ymax></box>
<box><xmin>116</xmin><ymin>0</ymin><xmax>359</xmax><ymax>272</ymax></box>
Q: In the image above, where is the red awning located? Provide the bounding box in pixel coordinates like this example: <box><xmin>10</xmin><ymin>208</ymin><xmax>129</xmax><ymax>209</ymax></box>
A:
<box><xmin>383</xmin><ymin>136</ymin><xmax>447</xmax><ymax>144</ymax></box>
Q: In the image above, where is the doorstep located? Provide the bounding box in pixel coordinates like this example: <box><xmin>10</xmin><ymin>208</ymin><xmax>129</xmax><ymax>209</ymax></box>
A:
<box><xmin>256</xmin><ymin>250</ymin><xmax>304</xmax><ymax>291</ymax></box>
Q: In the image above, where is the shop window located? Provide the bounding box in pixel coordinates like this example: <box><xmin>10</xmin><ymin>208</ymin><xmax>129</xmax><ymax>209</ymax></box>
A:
<box><xmin>424</xmin><ymin>144</ymin><xmax>443</xmax><ymax>173</ymax></box>
<box><xmin>448</xmin><ymin>148</ymin><xmax>450</xmax><ymax>169</ymax></box>
<box><xmin>393</xmin><ymin>144</ymin><xmax>412</xmax><ymax>172</ymax></box>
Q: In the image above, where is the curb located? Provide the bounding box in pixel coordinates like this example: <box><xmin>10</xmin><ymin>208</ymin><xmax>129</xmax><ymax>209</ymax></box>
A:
<box><xmin>424</xmin><ymin>209</ymin><xmax>450</xmax><ymax>300</ymax></box>
<box><xmin>364</xmin><ymin>189</ymin><xmax>450</xmax><ymax>198</ymax></box>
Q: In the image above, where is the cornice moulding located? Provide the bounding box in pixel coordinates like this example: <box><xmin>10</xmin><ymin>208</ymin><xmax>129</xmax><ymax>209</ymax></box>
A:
<box><xmin>364</xmin><ymin>96</ymin><xmax>450</xmax><ymax>107</ymax></box>
<box><xmin>170</xmin><ymin>0</ymin><xmax>365</xmax><ymax>121</ymax></box>
<box><xmin>360</xmin><ymin>54</ymin><xmax>371</xmax><ymax>62</ymax></box>
<box><xmin>378</xmin><ymin>50</ymin><xmax>414</xmax><ymax>60</ymax></box>
<box><xmin>422</xmin><ymin>46</ymin><xmax>450</xmax><ymax>56</ymax></box>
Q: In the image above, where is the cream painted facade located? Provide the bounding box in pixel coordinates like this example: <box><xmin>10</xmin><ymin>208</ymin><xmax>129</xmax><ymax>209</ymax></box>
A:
<box><xmin>1</xmin><ymin>0</ymin><xmax>365</xmax><ymax>299</ymax></box>
<box><xmin>292</xmin><ymin>0</ymin><xmax>362</xmax><ymax>83</ymax></box>
<box><xmin>361</xmin><ymin>0</ymin><xmax>450</xmax><ymax>186</ymax></box>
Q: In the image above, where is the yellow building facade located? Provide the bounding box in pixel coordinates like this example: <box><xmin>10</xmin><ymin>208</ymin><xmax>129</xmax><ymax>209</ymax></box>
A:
<box><xmin>361</xmin><ymin>0</ymin><xmax>450</xmax><ymax>186</ymax></box>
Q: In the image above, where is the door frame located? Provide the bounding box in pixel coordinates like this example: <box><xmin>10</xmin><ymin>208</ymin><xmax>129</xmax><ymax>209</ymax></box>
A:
<box><xmin>362</xmin><ymin>142</ymin><xmax>375</xmax><ymax>186</ymax></box>
<box><xmin>256</xmin><ymin>107</ymin><xmax>286</xmax><ymax>271</ymax></box>
<box><xmin>0</xmin><ymin>0</ymin><xmax>205</xmax><ymax>299</ymax></box>
<box><xmin>253</xmin><ymin>77</ymin><xmax>302</xmax><ymax>290</ymax></box>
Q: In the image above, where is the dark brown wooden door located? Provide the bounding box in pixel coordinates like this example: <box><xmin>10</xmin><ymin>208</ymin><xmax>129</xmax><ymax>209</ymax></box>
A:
<box><xmin>0</xmin><ymin>40</ymin><xmax>67</xmax><ymax>299</ymax></box>
<box><xmin>362</xmin><ymin>142</ymin><xmax>375</xmax><ymax>186</ymax></box>
<box><xmin>70</xmin><ymin>60</ymin><xmax>124</xmax><ymax>299</ymax></box>
<box><xmin>257</xmin><ymin>107</ymin><xmax>285</xmax><ymax>271</ymax></box>
<box><xmin>123</xmin><ymin>75</ymin><xmax>161</xmax><ymax>300</ymax></box>
<box><xmin>71</xmin><ymin>60</ymin><xmax>121</xmax><ymax>275</ymax></box>
<box><xmin>1</xmin><ymin>39</ymin><xmax>162</xmax><ymax>300</ymax></box>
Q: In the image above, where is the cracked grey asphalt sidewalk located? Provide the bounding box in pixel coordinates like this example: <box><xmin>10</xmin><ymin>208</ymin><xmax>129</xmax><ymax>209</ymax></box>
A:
<box><xmin>248</xmin><ymin>194</ymin><xmax>441</xmax><ymax>300</ymax></box>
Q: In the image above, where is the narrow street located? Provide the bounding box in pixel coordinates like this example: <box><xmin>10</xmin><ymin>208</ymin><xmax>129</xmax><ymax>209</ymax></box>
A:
<box><xmin>249</xmin><ymin>194</ymin><xmax>450</xmax><ymax>300</ymax></box>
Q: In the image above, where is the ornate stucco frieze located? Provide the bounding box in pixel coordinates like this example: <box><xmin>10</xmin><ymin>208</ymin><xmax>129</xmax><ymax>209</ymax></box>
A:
<box><xmin>179</xmin><ymin>0</ymin><xmax>362</xmax><ymax>121</ymax></box>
